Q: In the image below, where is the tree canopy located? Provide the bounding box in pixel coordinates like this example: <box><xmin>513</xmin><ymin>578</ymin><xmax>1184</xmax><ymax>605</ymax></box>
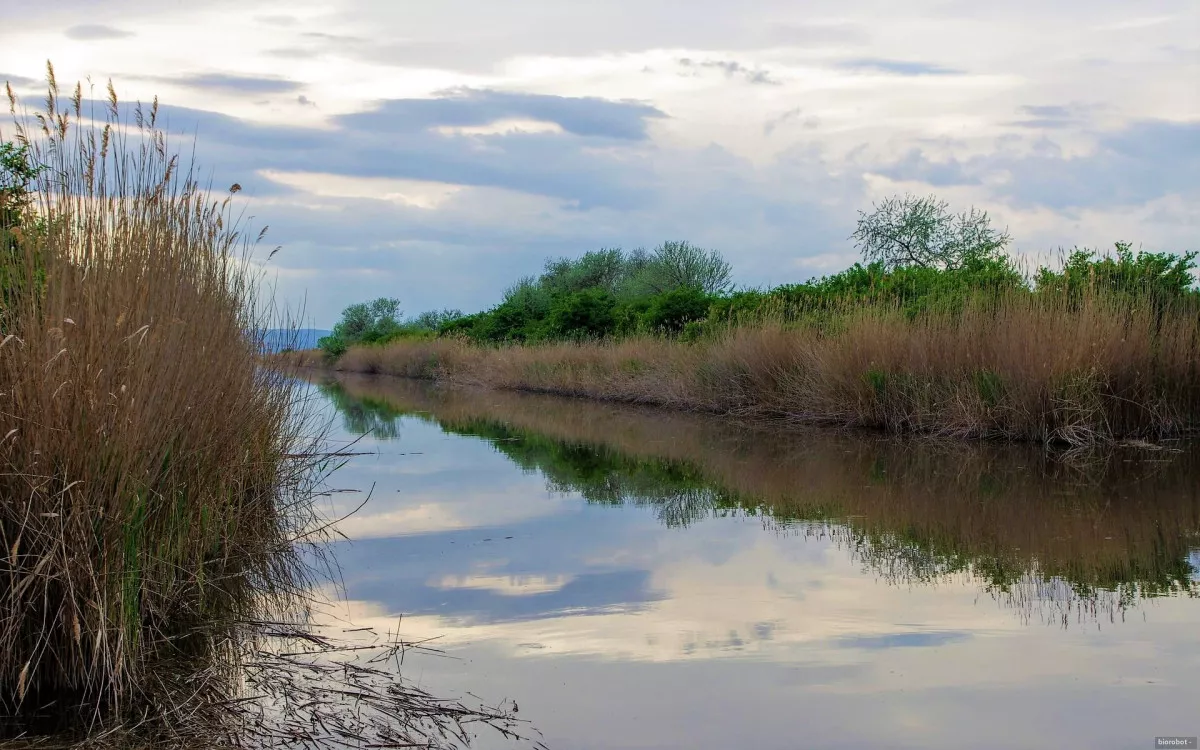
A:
<box><xmin>852</xmin><ymin>194</ymin><xmax>1011</xmax><ymax>271</ymax></box>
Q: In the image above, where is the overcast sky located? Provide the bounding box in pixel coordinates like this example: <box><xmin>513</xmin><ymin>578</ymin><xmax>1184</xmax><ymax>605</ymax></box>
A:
<box><xmin>2</xmin><ymin>0</ymin><xmax>1197</xmax><ymax>326</ymax></box>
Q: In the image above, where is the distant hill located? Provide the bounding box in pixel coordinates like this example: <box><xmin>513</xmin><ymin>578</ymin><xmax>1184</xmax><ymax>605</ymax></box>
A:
<box><xmin>261</xmin><ymin>329</ymin><xmax>331</xmax><ymax>353</ymax></box>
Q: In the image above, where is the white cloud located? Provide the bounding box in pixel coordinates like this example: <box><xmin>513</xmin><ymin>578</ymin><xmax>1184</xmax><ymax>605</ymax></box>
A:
<box><xmin>1</xmin><ymin>0</ymin><xmax>1196</xmax><ymax>324</ymax></box>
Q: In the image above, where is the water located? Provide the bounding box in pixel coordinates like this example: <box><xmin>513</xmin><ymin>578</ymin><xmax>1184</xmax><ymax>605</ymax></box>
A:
<box><xmin>306</xmin><ymin>372</ymin><xmax>1200</xmax><ymax>750</ymax></box>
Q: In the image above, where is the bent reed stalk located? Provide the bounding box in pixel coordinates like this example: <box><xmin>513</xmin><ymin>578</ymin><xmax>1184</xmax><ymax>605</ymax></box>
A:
<box><xmin>0</xmin><ymin>72</ymin><xmax>324</xmax><ymax>740</ymax></box>
<box><xmin>282</xmin><ymin>292</ymin><xmax>1200</xmax><ymax>445</ymax></box>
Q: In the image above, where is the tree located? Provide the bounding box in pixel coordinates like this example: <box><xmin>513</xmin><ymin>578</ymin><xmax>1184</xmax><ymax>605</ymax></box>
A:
<box><xmin>1034</xmin><ymin>243</ymin><xmax>1199</xmax><ymax>300</ymax></box>
<box><xmin>319</xmin><ymin>297</ymin><xmax>402</xmax><ymax>355</ymax></box>
<box><xmin>627</xmin><ymin>241</ymin><xmax>733</xmax><ymax>296</ymax></box>
<box><xmin>641</xmin><ymin>287</ymin><xmax>711</xmax><ymax>332</ymax></box>
<box><xmin>852</xmin><ymin>194</ymin><xmax>1011</xmax><ymax>271</ymax></box>
<box><xmin>408</xmin><ymin>308</ymin><xmax>464</xmax><ymax>332</ymax></box>
<box><xmin>540</xmin><ymin>248</ymin><xmax>628</xmax><ymax>297</ymax></box>
<box><xmin>546</xmin><ymin>288</ymin><xmax>617</xmax><ymax>338</ymax></box>
<box><xmin>0</xmin><ymin>141</ymin><xmax>41</xmax><ymax>231</ymax></box>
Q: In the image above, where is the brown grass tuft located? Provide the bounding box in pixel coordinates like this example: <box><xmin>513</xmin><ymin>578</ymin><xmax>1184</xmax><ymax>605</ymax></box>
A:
<box><xmin>0</xmin><ymin>70</ymin><xmax>321</xmax><ymax>738</ymax></box>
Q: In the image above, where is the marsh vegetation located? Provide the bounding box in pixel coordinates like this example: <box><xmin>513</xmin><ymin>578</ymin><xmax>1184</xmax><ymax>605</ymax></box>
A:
<box><xmin>0</xmin><ymin>72</ymin><xmax>530</xmax><ymax>749</ymax></box>
<box><xmin>287</xmin><ymin>198</ymin><xmax>1200</xmax><ymax>446</ymax></box>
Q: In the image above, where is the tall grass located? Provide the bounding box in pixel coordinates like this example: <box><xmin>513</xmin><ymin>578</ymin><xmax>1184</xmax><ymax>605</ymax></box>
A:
<box><xmin>282</xmin><ymin>291</ymin><xmax>1200</xmax><ymax>445</ymax></box>
<box><xmin>0</xmin><ymin>72</ymin><xmax>321</xmax><ymax>736</ymax></box>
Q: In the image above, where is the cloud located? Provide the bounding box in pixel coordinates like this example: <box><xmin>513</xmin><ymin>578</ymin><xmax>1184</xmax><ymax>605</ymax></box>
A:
<box><xmin>1009</xmin><ymin>103</ymin><xmax>1104</xmax><ymax>129</ymax></box>
<box><xmin>339</xmin><ymin>88</ymin><xmax>666</xmax><ymax>140</ymax></box>
<box><xmin>98</xmin><ymin>91</ymin><xmax>667</xmax><ymax>211</ymax></box>
<box><xmin>64</xmin><ymin>24</ymin><xmax>134</xmax><ymax>41</ymax></box>
<box><xmin>1</xmin><ymin>73</ymin><xmax>36</xmax><ymax>88</ymax></box>
<box><xmin>1021</xmin><ymin>105</ymin><xmax>1072</xmax><ymax>119</ymax></box>
<box><xmin>877</xmin><ymin>119</ymin><xmax>1200</xmax><ymax>209</ymax></box>
<box><xmin>678</xmin><ymin>58</ymin><xmax>782</xmax><ymax>86</ymax></box>
<box><xmin>836</xmin><ymin>58</ymin><xmax>963</xmax><ymax>76</ymax></box>
<box><xmin>763</xmin><ymin>107</ymin><xmax>812</xmax><ymax>136</ymax></box>
<box><xmin>152</xmin><ymin>72</ymin><xmax>303</xmax><ymax>95</ymax></box>
<box><xmin>763</xmin><ymin>21</ymin><xmax>869</xmax><ymax>46</ymax></box>
<box><xmin>255</xmin><ymin>14</ymin><xmax>299</xmax><ymax>27</ymax></box>
<box><xmin>301</xmin><ymin>31</ymin><xmax>365</xmax><ymax>43</ymax></box>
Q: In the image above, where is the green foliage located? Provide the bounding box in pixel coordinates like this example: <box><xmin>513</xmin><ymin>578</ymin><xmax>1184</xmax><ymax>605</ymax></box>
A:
<box><xmin>853</xmin><ymin>193</ymin><xmax>1011</xmax><ymax>271</ymax></box>
<box><xmin>472</xmin><ymin>278</ymin><xmax>553</xmax><ymax>342</ymax></box>
<box><xmin>319</xmin><ymin>297</ymin><xmax>403</xmax><ymax>355</ymax></box>
<box><xmin>641</xmin><ymin>286</ymin><xmax>712</xmax><ymax>332</ymax></box>
<box><xmin>974</xmin><ymin>370</ymin><xmax>1005</xmax><ymax>408</ymax></box>
<box><xmin>541</xmin><ymin>248</ymin><xmax>628</xmax><ymax>297</ymax></box>
<box><xmin>710</xmin><ymin>256</ymin><xmax>1025</xmax><ymax>325</ymax></box>
<box><xmin>1</xmin><ymin>141</ymin><xmax>42</xmax><ymax>230</ymax></box>
<box><xmin>315</xmin><ymin>193</ymin><xmax>1195</xmax><ymax>357</ymax></box>
<box><xmin>434</xmin><ymin>242</ymin><xmax>733</xmax><ymax>344</ymax></box>
<box><xmin>624</xmin><ymin>241</ymin><xmax>733</xmax><ymax>296</ymax></box>
<box><xmin>317</xmin><ymin>333</ymin><xmax>348</xmax><ymax>358</ymax></box>
<box><xmin>1034</xmin><ymin>242</ymin><xmax>1199</xmax><ymax>302</ymax></box>
<box><xmin>1</xmin><ymin>141</ymin><xmax>48</xmax><ymax>328</ymax></box>
<box><xmin>546</xmin><ymin>288</ymin><xmax>618</xmax><ymax>339</ymax></box>
<box><xmin>407</xmin><ymin>308</ymin><xmax>465</xmax><ymax>332</ymax></box>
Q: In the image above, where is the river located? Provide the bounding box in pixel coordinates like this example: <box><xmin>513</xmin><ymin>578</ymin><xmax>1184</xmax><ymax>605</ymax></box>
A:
<box><xmin>303</xmin><ymin>372</ymin><xmax>1200</xmax><ymax>750</ymax></box>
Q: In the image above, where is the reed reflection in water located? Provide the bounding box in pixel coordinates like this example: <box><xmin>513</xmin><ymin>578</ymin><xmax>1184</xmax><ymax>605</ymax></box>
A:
<box><xmin>302</xmin><ymin>371</ymin><xmax>1200</xmax><ymax>750</ymax></box>
<box><xmin>317</xmin><ymin>372</ymin><xmax>1200</xmax><ymax>627</ymax></box>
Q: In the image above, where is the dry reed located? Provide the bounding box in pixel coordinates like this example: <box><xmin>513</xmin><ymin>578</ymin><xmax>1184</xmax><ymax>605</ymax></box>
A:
<box><xmin>0</xmin><ymin>70</ymin><xmax>541</xmax><ymax>749</ymax></box>
<box><xmin>0</xmin><ymin>70</ymin><xmax>326</xmax><ymax>740</ymax></box>
<box><xmin>282</xmin><ymin>292</ymin><xmax>1200</xmax><ymax>445</ymax></box>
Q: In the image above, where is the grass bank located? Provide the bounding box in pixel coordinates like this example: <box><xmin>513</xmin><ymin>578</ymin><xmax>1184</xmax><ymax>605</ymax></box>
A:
<box><xmin>282</xmin><ymin>291</ymin><xmax>1200</xmax><ymax>446</ymax></box>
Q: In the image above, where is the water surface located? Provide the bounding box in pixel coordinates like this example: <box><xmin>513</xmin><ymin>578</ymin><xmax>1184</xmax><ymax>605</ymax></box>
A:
<box><xmin>307</xmin><ymin>373</ymin><xmax>1200</xmax><ymax>750</ymax></box>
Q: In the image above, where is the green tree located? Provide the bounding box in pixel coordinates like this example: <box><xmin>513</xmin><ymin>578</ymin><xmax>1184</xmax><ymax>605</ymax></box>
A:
<box><xmin>852</xmin><ymin>194</ymin><xmax>1011</xmax><ymax>270</ymax></box>
<box><xmin>319</xmin><ymin>297</ymin><xmax>403</xmax><ymax>355</ymax></box>
<box><xmin>408</xmin><ymin>308</ymin><xmax>464</xmax><ymax>332</ymax></box>
<box><xmin>626</xmin><ymin>241</ymin><xmax>733</xmax><ymax>296</ymax></box>
<box><xmin>641</xmin><ymin>287</ymin><xmax>712</xmax><ymax>332</ymax></box>
<box><xmin>1</xmin><ymin>141</ymin><xmax>48</xmax><ymax>327</ymax></box>
<box><xmin>546</xmin><ymin>288</ymin><xmax>617</xmax><ymax>338</ymax></box>
<box><xmin>0</xmin><ymin>141</ymin><xmax>40</xmax><ymax>231</ymax></box>
<box><xmin>541</xmin><ymin>248</ymin><xmax>628</xmax><ymax>297</ymax></box>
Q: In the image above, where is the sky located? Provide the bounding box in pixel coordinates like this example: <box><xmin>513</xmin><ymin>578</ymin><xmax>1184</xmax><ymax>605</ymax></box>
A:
<box><xmin>1</xmin><ymin>0</ymin><xmax>1197</xmax><ymax>326</ymax></box>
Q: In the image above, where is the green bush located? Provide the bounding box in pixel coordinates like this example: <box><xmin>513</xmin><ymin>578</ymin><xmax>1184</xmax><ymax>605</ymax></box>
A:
<box><xmin>1035</xmin><ymin>243</ymin><xmax>1198</xmax><ymax>302</ymax></box>
<box><xmin>317</xmin><ymin>333</ymin><xmax>348</xmax><ymax>358</ymax></box>
<box><xmin>641</xmin><ymin>286</ymin><xmax>712</xmax><ymax>332</ymax></box>
<box><xmin>547</xmin><ymin>288</ymin><xmax>618</xmax><ymax>339</ymax></box>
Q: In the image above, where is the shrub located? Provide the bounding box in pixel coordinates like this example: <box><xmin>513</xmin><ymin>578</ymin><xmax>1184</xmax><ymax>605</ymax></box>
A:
<box><xmin>547</xmin><ymin>288</ymin><xmax>618</xmax><ymax>339</ymax></box>
<box><xmin>642</xmin><ymin>286</ymin><xmax>712</xmax><ymax>332</ymax></box>
<box><xmin>1035</xmin><ymin>243</ymin><xmax>1199</xmax><ymax>302</ymax></box>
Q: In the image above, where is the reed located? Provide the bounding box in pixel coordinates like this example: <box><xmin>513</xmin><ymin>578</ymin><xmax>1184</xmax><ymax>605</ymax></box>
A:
<box><xmin>0</xmin><ymin>70</ymin><xmax>323</xmax><ymax>739</ymax></box>
<box><xmin>282</xmin><ymin>291</ymin><xmax>1200</xmax><ymax>445</ymax></box>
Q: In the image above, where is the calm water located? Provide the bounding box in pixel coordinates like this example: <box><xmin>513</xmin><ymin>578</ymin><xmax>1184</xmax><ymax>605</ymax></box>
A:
<box><xmin>306</xmin><ymin>373</ymin><xmax>1200</xmax><ymax>750</ymax></box>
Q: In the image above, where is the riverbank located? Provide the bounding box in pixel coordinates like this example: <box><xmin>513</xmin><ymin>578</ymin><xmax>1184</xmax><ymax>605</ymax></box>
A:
<box><xmin>279</xmin><ymin>292</ymin><xmax>1200</xmax><ymax>446</ymax></box>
